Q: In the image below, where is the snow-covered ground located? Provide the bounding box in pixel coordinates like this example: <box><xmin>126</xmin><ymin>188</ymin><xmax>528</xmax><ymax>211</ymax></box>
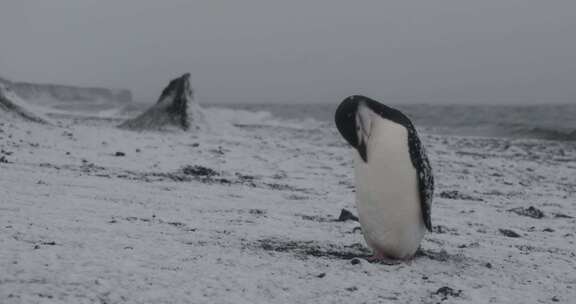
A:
<box><xmin>0</xmin><ymin>108</ymin><xmax>575</xmax><ymax>303</ymax></box>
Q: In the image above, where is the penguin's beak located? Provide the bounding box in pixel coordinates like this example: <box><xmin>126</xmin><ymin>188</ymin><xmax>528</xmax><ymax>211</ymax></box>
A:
<box><xmin>355</xmin><ymin>102</ymin><xmax>371</xmax><ymax>163</ymax></box>
<box><xmin>357</xmin><ymin>141</ymin><xmax>368</xmax><ymax>162</ymax></box>
<box><xmin>355</xmin><ymin>123</ymin><xmax>369</xmax><ymax>162</ymax></box>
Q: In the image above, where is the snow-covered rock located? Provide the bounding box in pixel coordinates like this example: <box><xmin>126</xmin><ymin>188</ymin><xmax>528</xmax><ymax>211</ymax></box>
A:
<box><xmin>119</xmin><ymin>73</ymin><xmax>204</xmax><ymax>131</ymax></box>
<box><xmin>0</xmin><ymin>83</ymin><xmax>52</xmax><ymax>124</ymax></box>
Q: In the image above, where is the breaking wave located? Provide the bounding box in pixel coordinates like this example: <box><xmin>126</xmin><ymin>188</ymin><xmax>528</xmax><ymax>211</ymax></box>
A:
<box><xmin>510</xmin><ymin>126</ymin><xmax>576</xmax><ymax>142</ymax></box>
<box><xmin>203</xmin><ymin>106</ymin><xmax>325</xmax><ymax>130</ymax></box>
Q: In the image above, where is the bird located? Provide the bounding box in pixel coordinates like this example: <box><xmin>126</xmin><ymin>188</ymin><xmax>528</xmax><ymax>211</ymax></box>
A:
<box><xmin>334</xmin><ymin>95</ymin><xmax>434</xmax><ymax>263</ymax></box>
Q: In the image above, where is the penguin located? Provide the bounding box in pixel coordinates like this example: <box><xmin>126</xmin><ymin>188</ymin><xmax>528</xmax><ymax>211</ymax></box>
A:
<box><xmin>334</xmin><ymin>95</ymin><xmax>434</xmax><ymax>262</ymax></box>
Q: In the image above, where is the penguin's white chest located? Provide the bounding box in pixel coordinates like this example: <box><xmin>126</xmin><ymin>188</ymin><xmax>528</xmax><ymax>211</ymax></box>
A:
<box><xmin>354</xmin><ymin>119</ymin><xmax>425</xmax><ymax>259</ymax></box>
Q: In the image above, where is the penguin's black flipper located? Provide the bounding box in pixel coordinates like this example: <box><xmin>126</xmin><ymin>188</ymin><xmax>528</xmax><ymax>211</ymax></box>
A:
<box><xmin>406</xmin><ymin>125</ymin><xmax>434</xmax><ymax>231</ymax></box>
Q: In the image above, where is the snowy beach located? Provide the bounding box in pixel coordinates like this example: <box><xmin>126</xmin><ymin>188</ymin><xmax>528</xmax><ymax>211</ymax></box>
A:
<box><xmin>1</xmin><ymin>107</ymin><xmax>575</xmax><ymax>303</ymax></box>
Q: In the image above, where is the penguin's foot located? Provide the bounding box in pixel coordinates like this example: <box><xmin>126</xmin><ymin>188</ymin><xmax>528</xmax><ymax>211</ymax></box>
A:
<box><xmin>365</xmin><ymin>253</ymin><xmax>402</xmax><ymax>265</ymax></box>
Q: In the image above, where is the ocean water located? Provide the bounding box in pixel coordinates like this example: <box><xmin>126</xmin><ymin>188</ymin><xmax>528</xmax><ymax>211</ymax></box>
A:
<box><xmin>221</xmin><ymin>103</ymin><xmax>576</xmax><ymax>142</ymax></box>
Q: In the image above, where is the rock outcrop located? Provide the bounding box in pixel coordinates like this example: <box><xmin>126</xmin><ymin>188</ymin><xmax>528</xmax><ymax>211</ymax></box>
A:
<box><xmin>119</xmin><ymin>73</ymin><xmax>203</xmax><ymax>131</ymax></box>
<box><xmin>0</xmin><ymin>83</ymin><xmax>51</xmax><ymax>124</ymax></box>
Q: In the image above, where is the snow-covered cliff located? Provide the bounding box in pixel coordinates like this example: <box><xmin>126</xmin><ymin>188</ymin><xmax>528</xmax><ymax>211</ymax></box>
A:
<box><xmin>0</xmin><ymin>83</ymin><xmax>52</xmax><ymax>124</ymax></box>
<box><xmin>0</xmin><ymin>76</ymin><xmax>132</xmax><ymax>112</ymax></box>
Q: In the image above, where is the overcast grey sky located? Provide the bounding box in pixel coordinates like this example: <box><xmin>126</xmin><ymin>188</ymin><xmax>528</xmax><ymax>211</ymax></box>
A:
<box><xmin>1</xmin><ymin>1</ymin><xmax>575</xmax><ymax>104</ymax></box>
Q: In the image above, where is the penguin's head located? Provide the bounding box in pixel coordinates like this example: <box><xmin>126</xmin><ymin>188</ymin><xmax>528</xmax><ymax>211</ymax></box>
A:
<box><xmin>334</xmin><ymin>95</ymin><xmax>375</xmax><ymax>162</ymax></box>
<box><xmin>335</xmin><ymin>95</ymin><xmax>411</xmax><ymax>163</ymax></box>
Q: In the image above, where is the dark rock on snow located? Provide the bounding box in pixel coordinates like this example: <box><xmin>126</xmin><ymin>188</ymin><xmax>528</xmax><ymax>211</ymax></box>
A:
<box><xmin>507</xmin><ymin>206</ymin><xmax>545</xmax><ymax>219</ymax></box>
<box><xmin>337</xmin><ymin>209</ymin><xmax>359</xmax><ymax>222</ymax></box>
<box><xmin>434</xmin><ymin>286</ymin><xmax>463</xmax><ymax>300</ymax></box>
<box><xmin>181</xmin><ymin>165</ymin><xmax>219</xmax><ymax>177</ymax></box>
<box><xmin>119</xmin><ymin>73</ymin><xmax>203</xmax><ymax>131</ymax></box>
<box><xmin>499</xmin><ymin>229</ymin><xmax>521</xmax><ymax>238</ymax></box>
<box><xmin>439</xmin><ymin>190</ymin><xmax>483</xmax><ymax>202</ymax></box>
